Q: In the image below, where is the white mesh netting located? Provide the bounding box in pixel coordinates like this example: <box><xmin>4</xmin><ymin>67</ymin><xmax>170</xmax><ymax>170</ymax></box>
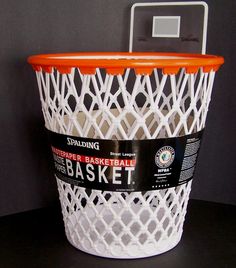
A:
<box><xmin>35</xmin><ymin>67</ymin><xmax>215</xmax><ymax>258</ymax></box>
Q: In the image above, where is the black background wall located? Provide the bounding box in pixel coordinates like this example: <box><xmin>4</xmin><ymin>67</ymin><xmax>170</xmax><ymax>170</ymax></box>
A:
<box><xmin>0</xmin><ymin>0</ymin><xmax>235</xmax><ymax>216</ymax></box>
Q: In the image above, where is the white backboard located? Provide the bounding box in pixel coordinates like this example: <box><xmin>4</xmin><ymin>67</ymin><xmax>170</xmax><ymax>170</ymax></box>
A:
<box><xmin>129</xmin><ymin>2</ymin><xmax>208</xmax><ymax>54</ymax></box>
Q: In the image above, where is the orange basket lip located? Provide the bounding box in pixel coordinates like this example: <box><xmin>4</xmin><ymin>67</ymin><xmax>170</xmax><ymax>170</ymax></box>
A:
<box><xmin>27</xmin><ymin>52</ymin><xmax>224</xmax><ymax>70</ymax></box>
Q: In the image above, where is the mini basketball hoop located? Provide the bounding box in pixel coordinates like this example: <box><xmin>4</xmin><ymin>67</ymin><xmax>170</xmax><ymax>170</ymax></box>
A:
<box><xmin>28</xmin><ymin>52</ymin><xmax>223</xmax><ymax>258</ymax></box>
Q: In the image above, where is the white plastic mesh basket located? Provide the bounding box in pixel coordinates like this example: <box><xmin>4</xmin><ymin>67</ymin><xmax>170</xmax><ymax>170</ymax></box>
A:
<box><xmin>29</xmin><ymin>53</ymin><xmax>223</xmax><ymax>258</ymax></box>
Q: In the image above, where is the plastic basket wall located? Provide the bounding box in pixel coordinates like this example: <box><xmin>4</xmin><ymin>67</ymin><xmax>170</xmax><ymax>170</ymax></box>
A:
<box><xmin>35</xmin><ymin>65</ymin><xmax>216</xmax><ymax>258</ymax></box>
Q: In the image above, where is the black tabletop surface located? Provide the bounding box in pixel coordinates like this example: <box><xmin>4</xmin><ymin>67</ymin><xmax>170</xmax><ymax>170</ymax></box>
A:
<box><xmin>0</xmin><ymin>199</ymin><xmax>235</xmax><ymax>268</ymax></box>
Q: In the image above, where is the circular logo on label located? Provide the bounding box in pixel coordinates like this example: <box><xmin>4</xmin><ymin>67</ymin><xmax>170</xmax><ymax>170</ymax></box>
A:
<box><xmin>155</xmin><ymin>146</ymin><xmax>175</xmax><ymax>168</ymax></box>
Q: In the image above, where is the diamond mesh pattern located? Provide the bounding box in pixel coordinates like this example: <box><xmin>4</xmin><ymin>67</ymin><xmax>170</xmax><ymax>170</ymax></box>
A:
<box><xmin>35</xmin><ymin>67</ymin><xmax>216</xmax><ymax>258</ymax></box>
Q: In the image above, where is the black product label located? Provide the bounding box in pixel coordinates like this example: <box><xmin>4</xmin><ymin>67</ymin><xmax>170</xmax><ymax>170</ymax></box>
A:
<box><xmin>47</xmin><ymin>129</ymin><xmax>204</xmax><ymax>192</ymax></box>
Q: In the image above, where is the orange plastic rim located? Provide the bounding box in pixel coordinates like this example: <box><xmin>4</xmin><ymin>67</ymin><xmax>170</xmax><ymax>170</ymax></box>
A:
<box><xmin>28</xmin><ymin>52</ymin><xmax>224</xmax><ymax>75</ymax></box>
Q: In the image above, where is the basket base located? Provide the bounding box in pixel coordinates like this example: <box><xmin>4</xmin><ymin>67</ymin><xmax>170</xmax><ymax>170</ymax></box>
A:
<box><xmin>66</xmin><ymin>234</ymin><xmax>181</xmax><ymax>259</ymax></box>
<box><xmin>62</xmin><ymin>203</ymin><xmax>183</xmax><ymax>259</ymax></box>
